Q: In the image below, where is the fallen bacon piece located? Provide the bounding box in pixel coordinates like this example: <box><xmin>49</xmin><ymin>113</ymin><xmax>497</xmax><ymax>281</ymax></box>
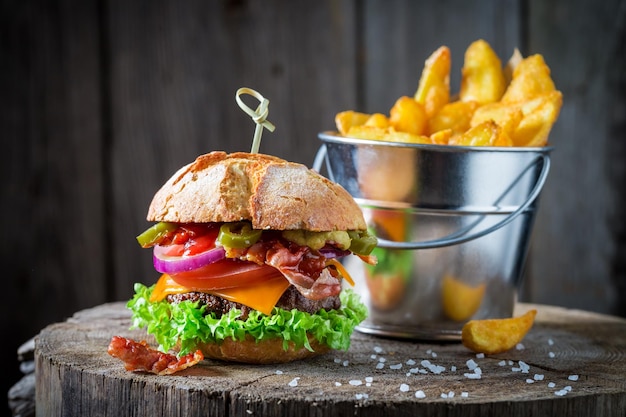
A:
<box><xmin>107</xmin><ymin>336</ymin><xmax>203</xmax><ymax>375</ymax></box>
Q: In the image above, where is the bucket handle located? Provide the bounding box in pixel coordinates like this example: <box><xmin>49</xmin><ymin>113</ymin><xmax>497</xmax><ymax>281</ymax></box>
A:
<box><xmin>312</xmin><ymin>144</ymin><xmax>551</xmax><ymax>250</ymax></box>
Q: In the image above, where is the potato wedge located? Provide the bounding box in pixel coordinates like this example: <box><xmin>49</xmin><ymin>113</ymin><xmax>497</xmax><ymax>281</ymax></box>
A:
<box><xmin>462</xmin><ymin>309</ymin><xmax>537</xmax><ymax>354</ymax></box>
<box><xmin>429</xmin><ymin>100</ymin><xmax>479</xmax><ymax>135</ymax></box>
<box><xmin>365</xmin><ymin>113</ymin><xmax>390</xmax><ymax>129</ymax></box>
<box><xmin>512</xmin><ymin>91</ymin><xmax>563</xmax><ymax>146</ymax></box>
<box><xmin>385</xmin><ymin>129</ymin><xmax>432</xmax><ymax>144</ymax></box>
<box><xmin>471</xmin><ymin>102</ymin><xmax>524</xmax><ymax>137</ymax></box>
<box><xmin>335</xmin><ymin>110</ymin><xmax>371</xmax><ymax>136</ymax></box>
<box><xmin>430</xmin><ymin>129</ymin><xmax>452</xmax><ymax>145</ymax></box>
<box><xmin>449</xmin><ymin>120</ymin><xmax>502</xmax><ymax>147</ymax></box>
<box><xmin>334</xmin><ymin>43</ymin><xmax>560</xmax><ymax>149</ymax></box>
<box><xmin>414</xmin><ymin>46</ymin><xmax>451</xmax><ymax>118</ymax></box>
<box><xmin>504</xmin><ymin>48</ymin><xmax>523</xmax><ymax>86</ymax></box>
<box><xmin>389</xmin><ymin>96</ymin><xmax>428</xmax><ymax>135</ymax></box>
<box><xmin>501</xmin><ymin>54</ymin><xmax>556</xmax><ymax>103</ymax></box>
<box><xmin>346</xmin><ymin>125</ymin><xmax>388</xmax><ymax>141</ymax></box>
<box><xmin>459</xmin><ymin>39</ymin><xmax>506</xmax><ymax>104</ymax></box>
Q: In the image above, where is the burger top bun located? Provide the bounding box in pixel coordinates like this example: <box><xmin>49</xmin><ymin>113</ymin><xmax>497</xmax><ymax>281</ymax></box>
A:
<box><xmin>147</xmin><ymin>151</ymin><xmax>366</xmax><ymax>231</ymax></box>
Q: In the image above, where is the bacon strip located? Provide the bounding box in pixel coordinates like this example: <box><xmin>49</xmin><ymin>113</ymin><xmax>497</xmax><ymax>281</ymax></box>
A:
<box><xmin>265</xmin><ymin>242</ymin><xmax>342</xmax><ymax>300</ymax></box>
<box><xmin>107</xmin><ymin>336</ymin><xmax>203</xmax><ymax>375</ymax></box>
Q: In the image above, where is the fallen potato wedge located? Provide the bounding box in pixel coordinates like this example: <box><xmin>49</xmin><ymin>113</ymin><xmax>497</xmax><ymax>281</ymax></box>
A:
<box><xmin>462</xmin><ymin>309</ymin><xmax>537</xmax><ymax>354</ymax></box>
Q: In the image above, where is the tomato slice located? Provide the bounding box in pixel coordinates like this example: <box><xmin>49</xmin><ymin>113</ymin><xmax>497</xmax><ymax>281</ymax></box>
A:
<box><xmin>168</xmin><ymin>259</ymin><xmax>283</xmax><ymax>290</ymax></box>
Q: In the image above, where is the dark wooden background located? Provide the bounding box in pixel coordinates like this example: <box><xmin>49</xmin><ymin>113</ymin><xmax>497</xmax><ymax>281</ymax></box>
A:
<box><xmin>2</xmin><ymin>0</ymin><xmax>625</xmax><ymax>414</ymax></box>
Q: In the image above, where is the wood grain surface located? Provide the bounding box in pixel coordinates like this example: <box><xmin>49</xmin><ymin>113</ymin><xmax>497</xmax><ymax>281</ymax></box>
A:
<box><xmin>35</xmin><ymin>302</ymin><xmax>626</xmax><ymax>416</ymax></box>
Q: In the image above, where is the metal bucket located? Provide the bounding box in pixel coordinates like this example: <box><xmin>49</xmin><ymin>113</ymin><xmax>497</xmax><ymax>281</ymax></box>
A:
<box><xmin>315</xmin><ymin>132</ymin><xmax>552</xmax><ymax>340</ymax></box>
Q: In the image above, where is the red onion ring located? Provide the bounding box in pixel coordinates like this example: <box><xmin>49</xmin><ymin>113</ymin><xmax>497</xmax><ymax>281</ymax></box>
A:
<box><xmin>318</xmin><ymin>247</ymin><xmax>351</xmax><ymax>259</ymax></box>
<box><xmin>153</xmin><ymin>245</ymin><xmax>226</xmax><ymax>274</ymax></box>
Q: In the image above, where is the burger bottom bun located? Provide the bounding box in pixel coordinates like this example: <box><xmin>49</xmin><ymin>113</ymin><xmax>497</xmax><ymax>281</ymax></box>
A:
<box><xmin>193</xmin><ymin>335</ymin><xmax>331</xmax><ymax>364</ymax></box>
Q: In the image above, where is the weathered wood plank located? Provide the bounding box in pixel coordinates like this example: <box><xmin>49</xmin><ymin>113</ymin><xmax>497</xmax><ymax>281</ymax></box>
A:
<box><xmin>524</xmin><ymin>0</ymin><xmax>625</xmax><ymax>314</ymax></box>
<box><xmin>105</xmin><ymin>0</ymin><xmax>359</xmax><ymax>301</ymax></box>
<box><xmin>35</xmin><ymin>302</ymin><xmax>626</xmax><ymax>416</ymax></box>
<box><xmin>1</xmin><ymin>0</ymin><xmax>105</xmax><ymax>409</ymax></box>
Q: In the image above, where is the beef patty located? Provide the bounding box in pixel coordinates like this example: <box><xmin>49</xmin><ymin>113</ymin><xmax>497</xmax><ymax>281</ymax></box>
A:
<box><xmin>166</xmin><ymin>285</ymin><xmax>341</xmax><ymax>320</ymax></box>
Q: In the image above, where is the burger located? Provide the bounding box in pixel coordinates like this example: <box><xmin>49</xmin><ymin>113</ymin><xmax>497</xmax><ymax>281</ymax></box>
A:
<box><xmin>128</xmin><ymin>151</ymin><xmax>376</xmax><ymax>364</ymax></box>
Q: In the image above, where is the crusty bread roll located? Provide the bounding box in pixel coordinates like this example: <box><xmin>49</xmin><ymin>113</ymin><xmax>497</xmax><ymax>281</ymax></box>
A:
<box><xmin>147</xmin><ymin>151</ymin><xmax>366</xmax><ymax>231</ymax></box>
<box><xmin>195</xmin><ymin>335</ymin><xmax>330</xmax><ymax>364</ymax></box>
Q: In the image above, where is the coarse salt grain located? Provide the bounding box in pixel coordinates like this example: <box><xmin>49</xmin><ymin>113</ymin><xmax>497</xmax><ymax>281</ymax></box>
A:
<box><xmin>409</xmin><ymin>368</ymin><xmax>419</xmax><ymax>374</ymax></box>
<box><xmin>288</xmin><ymin>377</ymin><xmax>300</xmax><ymax>387</ymax></box>
<box><xmin>334</xmin><ymin>358</ymin><xmax>341</xmax><ymax>364</ymax></box>
<box><xmin>406</xmin><ymin>359</ymin><xmax>416</xmax><ymax>365</ymax></box>
<box><xmin>548</xmin><ymin>382</ymin><xmax>556</xmax><ymax>388</ymax></box>
<box><xmin>390</xmin><ymin>364</ymin><xmax>403</xmax><ymax>370</ymax></box>
<box><xmin>342</xmin><ymin>360</ymin><xmax>349</xmax><ymax>367</ymax></box>
<box><xmin>516</xmin><ymin>343</ymin><xmax>525</xmax><ymax>350</ymax></box>
<box><xmin>431</xmin><ymin>352</ymin><xmax>438</xmax><ymax>358</ymax></box>
<box><xmin>450</xmin><ymin>366</ymin><xmax>457</xmax><ymax>372</ymax></box>
<box><xmin>275</xmin><ymin>370</ymin><xmax>283</xmax><ymax>375</ymax></box>
<box><xmin>476</xmin><ymin>353</ymin><xmax>485</xmax><ymax>359</ymax></box>
<box><xmin>349</xmin><ymin>380</ymin><xmax>363</xmax><ymax>386</ymax></box>
<box><xmin>464</xmin><ymin>372</ymin><xmax>482</xmax><ymax>379</ymax></box>
<box><xmin>415</xmin><ymin>390</ymin><xmax>426</xmax><ymax>398</ymax></box>
<box><xmin>548</xmin><ymin>338</ymin><xmax>554</xmax><ymax>345</ymax></box>
<box><xmin>519</xmin><ymin>361</ymin><xmax>530</xmax><ymax>373</ymax></box>
<box><xmin>568</xmin><ymin>375</ymin><xmax>579</xmax><ymax>381</ymax></box>
<box><xmin>355</xmin><ymin>393</ymin><xmax>369</xmax><ymax>400</ymax></box>
<box><xmin>379</xmin><ymin>357</ymin><xmax>387</xmax><ymax>363</ymax></box>
<box><xmin>365</xmin><ymin>377</ymin><xmax>374</xmax><ymax>383</ymax></box>
<box><xmin>335</xmin><ymin>382</ymin><xmax>342</xmax><ymax>387</ymax></box>
<box><xmin>400</xmin><ymin>384</ymin><xmax>410</xmax><ymax>392</ymax></box>
<box><xmin>370</xmin><ymin>354</ymin><xmax>377</xmax><ymax>360</ymax></box>
<box><xmin>498</xmin><ymin>360</ymin><xmax>507</xmax><ymax>366</ymax></box>
<box><xmin>534</xmin><ymin>374</ymin><xmax>545</xmax><ymax>381</ymax></box>
<box><xmin>549</xmin><ymin>352</ymin><xmax>556</xmax><ymax>358</ymax></box>
<box><xmin>374</xmin><ymin>346</ymin><xmax>383</xmax><ymax>353</ymax></box>
<box><xmin>440</xmin><ymin>393</ymin><xmax>448</xmax><ymax>399</ymax></box>
<box><xmin>466</xmin><ymin>359</ymin><xmax>478</xmax><ymax>370</ymax></box>
<box><xmin>526</xmin><ymin>379</ymin><xmax>535</xmax><ymax>384</ymax></box>
<box><xmin>461</xmin><ymin>392</ymin><xmax>469</xmax><ymax>398</ymax></box>
<box><xmin>376</xmin><ymin>363</ymin><xmax>385</xmax><ymax>370</ymax></box>
<box><xmin>448</xmin><ymin>391</ymin><xmax>455</xmax><ymax>398</ymax></box>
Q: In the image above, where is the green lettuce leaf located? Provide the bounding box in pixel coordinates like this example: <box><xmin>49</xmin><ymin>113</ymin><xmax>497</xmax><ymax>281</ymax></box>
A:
<box><xmin>127</xmin><ymin>283</ymin><xmax>368</xmax><ymax>356</ymax></box>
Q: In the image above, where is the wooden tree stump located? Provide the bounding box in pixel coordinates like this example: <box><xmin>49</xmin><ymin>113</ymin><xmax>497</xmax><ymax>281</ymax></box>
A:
<box><xmin>35</xmin><ymin>302</ymin><xmax>626</xmax><ymax>416</ymax></box>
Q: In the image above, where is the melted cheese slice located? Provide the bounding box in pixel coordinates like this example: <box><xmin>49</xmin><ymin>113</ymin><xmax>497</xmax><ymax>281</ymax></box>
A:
<box><xmin>150</xmin><ymin>274</ymin><xmax>290</xmax><ymax>315</ymax></box>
